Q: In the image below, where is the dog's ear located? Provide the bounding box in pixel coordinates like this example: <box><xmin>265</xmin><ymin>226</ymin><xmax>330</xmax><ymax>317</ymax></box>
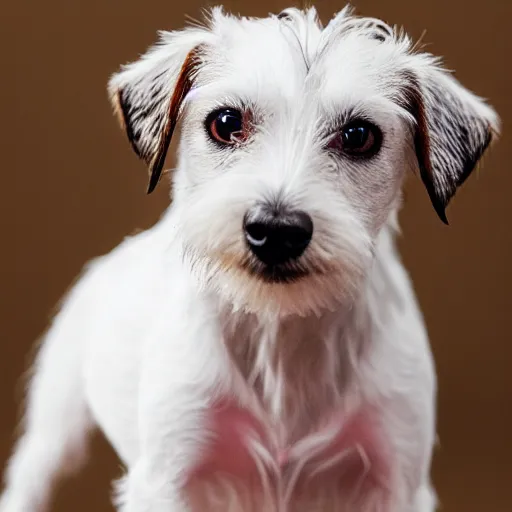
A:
<box><xmin>403</xmin><ymin>67</ymin><xmax>500</xmax><ymax>223</ymax></box>
<box><xmin>108</xmin><ymin>30</ymin><xmax>208</xmax><ymax>193</ymax></box>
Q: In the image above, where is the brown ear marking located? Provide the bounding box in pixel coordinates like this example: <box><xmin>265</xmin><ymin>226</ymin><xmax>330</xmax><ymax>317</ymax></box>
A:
<box><xmin>400</xmin><ymin>71</ymin><xmax>495</xmax><ymax>225</ymax></box>
<box><xmin>401</xmin><ymin>72</ymin><xmax>446</xmax><ymax>222</ymax></box>
<box><xmin>111</xmin><ymin>45</ymin><xmax>203</xmax><ymax>194</ymax></box>
<box><xmin>146</xmin><ymin>46</ymin><xmax>203</xmax><ymax>193</ymax></box>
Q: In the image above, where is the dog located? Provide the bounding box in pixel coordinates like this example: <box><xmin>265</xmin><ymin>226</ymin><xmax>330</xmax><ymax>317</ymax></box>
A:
<box><xmin>0</xmin><ymin>5</ymin><xmax>499</xmax><ymax>512</ymax></box>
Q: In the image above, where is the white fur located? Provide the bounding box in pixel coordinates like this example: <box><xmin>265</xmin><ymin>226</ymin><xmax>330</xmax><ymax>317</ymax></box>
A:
<box><xmin>0</xmin><ymin>5</ymin><xmax>499</xmax><ymax>512</ymax></box>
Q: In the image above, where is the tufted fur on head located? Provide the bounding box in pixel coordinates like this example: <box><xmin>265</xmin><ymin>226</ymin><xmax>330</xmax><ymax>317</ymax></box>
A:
<box><xmin>108</xmin><ymin>5</ymin><xmax>499</xmax><ymax>223</ymax></box>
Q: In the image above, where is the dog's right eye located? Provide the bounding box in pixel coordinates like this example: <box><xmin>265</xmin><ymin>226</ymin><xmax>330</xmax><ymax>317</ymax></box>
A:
<box><xmin>206</xmin><ymin>108</ymin><xmax>245</xmax><ymax>146</ymax></box>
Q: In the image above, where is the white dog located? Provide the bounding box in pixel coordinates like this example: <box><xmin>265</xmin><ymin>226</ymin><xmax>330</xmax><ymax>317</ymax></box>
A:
<box><xmin>0</xmin><ymin>5</ymin><xmax>499</xmax><ymax>512</ymax></box>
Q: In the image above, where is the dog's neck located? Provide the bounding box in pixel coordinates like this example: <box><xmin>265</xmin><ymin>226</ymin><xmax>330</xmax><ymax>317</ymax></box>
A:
<box><xmin>220</xmin><ymin>222</ymin><xmax>403</xmax><ymax>442</ymax></box>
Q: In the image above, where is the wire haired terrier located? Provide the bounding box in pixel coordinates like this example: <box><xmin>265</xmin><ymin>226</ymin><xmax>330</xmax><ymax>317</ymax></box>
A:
<box><xmin>0</xmin><ymin>5</ymin><xmax>499</xmax><ymax>512</ymax></box>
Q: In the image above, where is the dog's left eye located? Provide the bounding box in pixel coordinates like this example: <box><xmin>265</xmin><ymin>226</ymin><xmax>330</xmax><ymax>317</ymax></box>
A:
<box><xmin>328</xmin><ymin>120</ymin><xmax>382</xmax><ymax>157</ymax></box>
<box><xmin>206</xmin><ymin>108</ymin><xmax>245</xmax><ymax>146</ymax></box>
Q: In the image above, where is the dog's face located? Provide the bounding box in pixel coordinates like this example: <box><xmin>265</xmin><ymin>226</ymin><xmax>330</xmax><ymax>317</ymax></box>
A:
<box><xmin>109</xmin><ymin>7</ymin><xmax>499</xmax><ymax>317</ymax></box>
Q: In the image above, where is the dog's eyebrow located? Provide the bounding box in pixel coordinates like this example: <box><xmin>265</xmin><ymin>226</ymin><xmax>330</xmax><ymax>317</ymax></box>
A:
<box><xmin>322</xmin><ymin>107</ymin><xmax>376</xmax><ymax>132</ymax></box>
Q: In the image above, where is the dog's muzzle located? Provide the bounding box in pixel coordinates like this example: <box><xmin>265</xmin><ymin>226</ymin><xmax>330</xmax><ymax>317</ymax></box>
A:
<box><xmin>243</xmin><ymin>204</ymin><xmax>313</xmax><ymax>266</ymax></box>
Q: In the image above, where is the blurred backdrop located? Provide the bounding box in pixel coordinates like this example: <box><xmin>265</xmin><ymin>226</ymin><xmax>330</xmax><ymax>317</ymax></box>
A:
<box><xmin>0</xmin><ymin>1</ymin><xmax>510</xmax><ymax>511</ymax></box>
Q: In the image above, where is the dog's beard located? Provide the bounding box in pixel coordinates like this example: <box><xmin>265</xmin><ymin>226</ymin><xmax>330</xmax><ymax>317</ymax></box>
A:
<box><xmin>182</xmin><ymin>242</ymin><xmax>371</xmax><ymax>318</ymax></box>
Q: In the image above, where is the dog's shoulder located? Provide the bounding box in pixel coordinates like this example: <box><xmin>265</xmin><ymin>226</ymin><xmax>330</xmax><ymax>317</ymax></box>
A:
<box><xmin>54</xmin><ymin>216</ymin><xmax>178</xmax><ymax>327</ymax></box>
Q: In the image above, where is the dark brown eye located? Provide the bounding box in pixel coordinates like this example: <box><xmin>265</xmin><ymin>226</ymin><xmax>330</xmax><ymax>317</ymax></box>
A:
<box><xmin>329</xmin><ymin>120</ymin><xmax>382</xmax><ymax>157</ymax></box>
<box><xmin>206</xmin><ymin>108</ymin><xmax>244</xmax><ymax>146</ymax></box>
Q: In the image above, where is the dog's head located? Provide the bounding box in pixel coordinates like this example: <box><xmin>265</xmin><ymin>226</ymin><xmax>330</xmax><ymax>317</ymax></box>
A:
<box><xmin>108</xmin><ymin>6</ymin><xmax>499</xmax><ymax>317</ymax></box>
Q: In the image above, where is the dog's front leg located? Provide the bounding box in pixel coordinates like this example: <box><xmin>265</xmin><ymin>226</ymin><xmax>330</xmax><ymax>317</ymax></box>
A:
<box><xmin>116</xmin><ymin>282</ymin><xmax>229</xmax><ymax>512</ymax></box>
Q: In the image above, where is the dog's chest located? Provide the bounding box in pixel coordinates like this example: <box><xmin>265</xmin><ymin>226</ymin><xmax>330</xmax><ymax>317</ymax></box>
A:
<box><xmin>195</xmin><ymin>396</ymin><xmax>388</xmax><ymax>475</ymax></box>
<box><xmin>186</xmin><ymin>397</ymin><xmax>392</xmax><ymax>511</ymax></box>
<box><xmin>185</xmin><ymin>317</ymin><xmax>393</xmax><ymax>510</ymax></box>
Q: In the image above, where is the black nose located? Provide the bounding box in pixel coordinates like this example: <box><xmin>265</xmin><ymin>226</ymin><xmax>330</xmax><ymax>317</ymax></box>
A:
<box><xmin>243</xmin><ymin>206</ymin><xmax>313</xmax><ymax>266</ymax></box>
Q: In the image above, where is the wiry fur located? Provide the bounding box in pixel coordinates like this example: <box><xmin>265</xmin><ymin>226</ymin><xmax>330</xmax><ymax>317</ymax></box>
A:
<box><xmin>0</xmin><ymin>5</ymin><xmax>499</xmax><ymax>512</ymax></box>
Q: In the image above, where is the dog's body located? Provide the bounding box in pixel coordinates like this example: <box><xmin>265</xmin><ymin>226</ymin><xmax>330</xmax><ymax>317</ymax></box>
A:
<box><xmin>0</xmin><ymin>6</ymin><xmax>498</xmax><ymax>512</ymax></box>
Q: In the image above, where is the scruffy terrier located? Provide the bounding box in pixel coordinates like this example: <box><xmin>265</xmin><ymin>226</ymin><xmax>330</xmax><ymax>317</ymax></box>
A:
<box><xmin>0</xmin><ymin>5</ymin><xmax>499</xmax><ymax>512</ymax></box>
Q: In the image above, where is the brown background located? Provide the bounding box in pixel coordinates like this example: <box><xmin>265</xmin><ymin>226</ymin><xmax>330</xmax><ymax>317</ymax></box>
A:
<box><xmin>0</xmin><ymin>0</ymin><xmax>510</xmax><ymax>510</ymax></box>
